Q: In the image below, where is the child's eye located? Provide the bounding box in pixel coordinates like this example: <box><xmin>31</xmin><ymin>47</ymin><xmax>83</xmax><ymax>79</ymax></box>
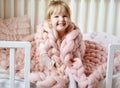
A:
<box><xmin>63</xmin><ymin>15</ymin><xmax>68</xmax><ymax>18</ymax></box>
<box><xmin>54</xmin><ymin>16</ymin><xmax>59</xmax><ymax>18</ymax></box>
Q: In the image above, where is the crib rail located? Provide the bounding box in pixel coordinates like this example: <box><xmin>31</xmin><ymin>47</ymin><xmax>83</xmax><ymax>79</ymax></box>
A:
<box><xmin>0</xmin><ymin>0</ymin><xmax>120</xmax><ymax>37</ymax></box>
<box><xmin>0</xmin><ymin>41</ymin><xmax>31</xmax><ymax>88</ymax></box>
<box><xmin>106</xmin><ymin>44</ymin><xmax>120</xmax><ymax>88</ymax></box>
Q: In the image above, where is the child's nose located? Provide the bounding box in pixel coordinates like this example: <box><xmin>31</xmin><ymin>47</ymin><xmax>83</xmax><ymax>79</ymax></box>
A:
<box><xmin>59</xmin><ymin>17</ymin><xmax>64</xmax><ymax>21</ymax></box>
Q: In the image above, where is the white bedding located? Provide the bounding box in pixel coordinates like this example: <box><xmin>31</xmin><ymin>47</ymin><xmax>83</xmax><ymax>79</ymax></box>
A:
<box><xmin>0</xmin><ymin>69</ymin><xmax>37</xmax><ymax>88</ymax></box>
<box><xmin>0</xmin><ymin>69</ymin><xmax>77</xmax><ymax>88</ymax></box>
<box><xmin>83</xmin><ymin>32</ymin><xmax>120</xmax><ymax>49</ymax></box>
<box><xmin>97</xmin><ymin>73</ymin><xmax>120</xmax><ymax>88</ymax></box>
<box><xmin>83</xmin><ymin>32</ymin><xmax>120</xmax><ymax>88</ymax></box>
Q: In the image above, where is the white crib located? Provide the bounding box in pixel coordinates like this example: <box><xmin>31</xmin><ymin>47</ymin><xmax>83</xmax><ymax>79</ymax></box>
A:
<box><xmin>0</xmin><ymin>41</ymin><xmax>31</xmax><ymax>88</ymax></box>
<box><xmin>0</xmin><ymin>0</ymin><xmax>120</xmax><ymax>37</ymax></box>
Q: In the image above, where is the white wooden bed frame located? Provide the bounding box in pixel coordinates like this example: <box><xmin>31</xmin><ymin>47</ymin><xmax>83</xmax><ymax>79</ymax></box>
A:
<box><xmin>0</xmin><ymin>41</ymin><xmax>31</xmax><ymax>88</ymax></box>
<box><xmin>1</xmin><ymin>42</ymin><xmax>119</xmax><ymax>88</ymax></box>
<box><xmin>0</xmin><ymin>41</ymin><xmax>119</xmax><ymax>88</ymax></box>
<box><xmin>106</xmin><ymin>44</ymin><xmax>120</xmax><ymax>88</ymax></box>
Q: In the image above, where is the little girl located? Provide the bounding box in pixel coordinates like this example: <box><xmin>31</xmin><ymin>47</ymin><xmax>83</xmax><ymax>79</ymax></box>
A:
<box><xmin>35</xmin><ymin>0</ymin><xmax>85</xmax><ymax>87</ymax></box>
<box><xmin>34</xmin><ymin>0</ymin><xmax>107</xmax><ymax>88</ymax></box>
<box><xmin>35</xmin><ymin>0</ymin><xmax>85</xmax><ymax>70</ymax></box>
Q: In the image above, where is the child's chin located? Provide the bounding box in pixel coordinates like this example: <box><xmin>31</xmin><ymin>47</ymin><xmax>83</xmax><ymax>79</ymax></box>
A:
<box><xmin>57</xmin><ymin>28</ymin><xmax>66</xmax><ymax>32</ymax></box>
<box><xmin>58</xmin><ymin>27</ymin><xmax>67</xmax><ymax>30</ymax></box>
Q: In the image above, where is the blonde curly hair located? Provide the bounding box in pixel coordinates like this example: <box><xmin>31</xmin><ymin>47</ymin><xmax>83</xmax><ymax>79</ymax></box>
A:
<box><xmin>46</xmin><ymin>0</ymin><xmax>71</xmax><ymax>20</ymax></box>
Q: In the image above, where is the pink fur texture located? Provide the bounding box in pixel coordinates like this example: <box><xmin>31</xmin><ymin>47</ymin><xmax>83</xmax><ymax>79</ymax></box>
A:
<box><xmin>0</xmin><ymin>16</ymin><xmax>31</xmax><ymax>41</ymax></box>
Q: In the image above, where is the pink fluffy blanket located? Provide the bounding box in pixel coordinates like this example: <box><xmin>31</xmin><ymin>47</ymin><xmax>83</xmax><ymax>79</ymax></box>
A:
<box><xmin>0</xmin><ymin>21</ymin><xmax>120</xmax><ymax>88</ymax></box>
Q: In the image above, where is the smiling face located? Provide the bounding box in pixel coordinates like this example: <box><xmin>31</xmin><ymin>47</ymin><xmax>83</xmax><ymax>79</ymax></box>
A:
<box><xmin>46</xmin><ymin>1</ymin><xmax>71</xmax><ymax>34</ymax></box>
<box><xmin>50</xmin><ymin>6</ymin><xmax>70</xmax><ymax>32</ymax></box>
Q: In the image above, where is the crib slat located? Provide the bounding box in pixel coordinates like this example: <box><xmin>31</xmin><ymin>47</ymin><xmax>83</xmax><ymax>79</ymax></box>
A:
<box><xmin>87</xmin><ymin>0</ymin><xmax>96</xmax><ymax>33</ymax></box>
<box><xmin>39</xmin><ymin>0</ymin><xmax>46</xmax><ymax>22</ymax></box>
<box><xmin>11</xmin><ymin>0</ymin><xmax>14</xmax><ymax>17</ymax></box>
<box><xmin>24</xmin><ymin>46</ymin><xmax>31</xmax><ymax>88</ymax></box>
<box><xmin>97</xmin><ymin>0</ymin><xmax>105</xmax><ymax>32</ymax></box>
<box><xmin>10</xmin><ymin>49</ymin><xmax>15</xmax><ymax>88</ymax></box>
<box><xmin>31</xmin><ymin>0</ymin><xmax>35</xmax><ymax>33</ymax></box>
<box><xmin>69</xmin><ymin>0</ymin><xmax>77</xmax><ymax>23</ymax></box>
<box><xmin>106</xmin><ymin>44</ymin><xmax>120</xmax><ymax>88</ymax></box>
<box><xmin>116</xmin><ymin>2</ymin><xmax>120</xmax><ymax>37</ymax></box>
<box><xmin>0</xmin><ymin>0</ymin><xmax>4</xmax><ymax>18</ymax></box>
<box><xmin>106</xmin><ymin>0</ymin><xmax>115</xmax><ymax>34</ymax></box>
<box><xmin>21</xmin><ymin>0</ymin><xmax>25</xmax><ymax>16</ymax></box>
<box><xmin>78</xmin><ymin>0</ymin><xmax>86</xmax><ymax>33</ymax></box>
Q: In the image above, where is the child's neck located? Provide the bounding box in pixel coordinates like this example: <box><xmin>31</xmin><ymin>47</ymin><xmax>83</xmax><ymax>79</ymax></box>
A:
<box><xmin>58</xmin><ymin>30</ymin><xmax>67</xmax><ymax>40</ymax></box>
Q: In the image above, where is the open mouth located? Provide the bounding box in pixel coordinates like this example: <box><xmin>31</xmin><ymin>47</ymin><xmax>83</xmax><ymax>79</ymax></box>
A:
<box><xmin>58</xmin><ymin>23</ymin><xmax>66</xmax><ymax>26</ymax></box>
